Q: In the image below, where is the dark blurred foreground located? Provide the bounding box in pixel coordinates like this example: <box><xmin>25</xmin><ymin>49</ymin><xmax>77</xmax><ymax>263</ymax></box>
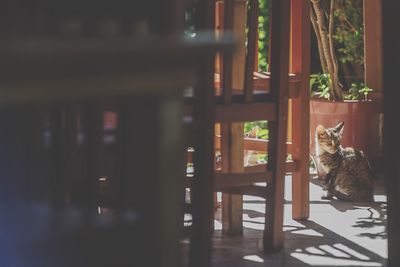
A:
<box><xmin>0</xmin><ymin>1</ymin><xmax>225</xmax><ymax>266</ymax></box>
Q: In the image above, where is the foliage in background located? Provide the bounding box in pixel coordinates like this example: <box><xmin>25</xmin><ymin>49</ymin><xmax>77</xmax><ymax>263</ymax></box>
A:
<box><xmin>310</xmin><ymin>73</ymin><xmax>372</xmax><ymax>101</ymax></box>
<box><xmin>333</xmin><ymin>0</ymin><xmax>364</xmax><ymax>66</ymax></box>
<box><xmin>310</xmin><ymin>0</ymin><xmax>366</xmax><ymax>101</ymax></box>
<box><xmin>244</xmin><ymin>121</ymin><xmax>268</xmax><ymax>139</ymax></box>
<box><xmin>344</xmin><ymin>82</ymin><xmax>372</xmax><ymax>101</ymax></box>
<box><xmin>257</xmin><ymin>0</ymin><xmax>270</xmax><ymax>71</ymax></box>
<box><xmin>310</xmin><ymin>73</ymin><xmax>332</xmax><ymax>100</ymax></box>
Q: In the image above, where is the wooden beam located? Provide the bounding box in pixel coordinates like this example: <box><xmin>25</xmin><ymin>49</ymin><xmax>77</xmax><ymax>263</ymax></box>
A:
<box><xmin>244</xmin><ymin>0</ymin><xmax>259</xmax><ymax>103</ymax></box>
<box><xmin>215</xmin><ymin>135</ymin><xmax>295</xmax><ymax>154</ymax></box>
<box><xmin>218</xmin><ymin>185</ymin><xmax>267</xmax><ymax>198</ymax></box>
<box><xmin>364</xmin><ymin>0</ymin><xmax>383</xmax><ymax>92</ymax></box>
<box><xmin>222</xmin><ymin>123</ymin><xmax>244</xmax><ymax>235</ymax></box>
<box><xmin>222</xmin><ymin>0</ymin><xmax>235</xmax><ymax>104</ymax></box>
<box><xmin>215</xmin><ymin>102</ymin><xmax>276</xmax><ymax>122</ymax></box>
<box><xmin>214</xmin><ymin>123</ymin><xmax>221</xmax><ymax>211</ymax></box>
<box><xmin>214</xmin><ymin>72</ymin><xmax>302</xmax><ymax>96</ymax></box>
<box><xmin>220</xmin><ymin>0</ymin><xmax>248</xmax><ymax>236</ymax></box>
<box><xmin>230</xmin><ymin>0</ymin><xmax>247</xmax><ymax>90</ymax></box>
<box><xmin>187</xmin><ymin>1</ymin><xmax>217</xmax><ymax>266</ymax></box>
<box><xmin>216</xmin><ymin>171</ymin><xmax>273</xmax><ymax>188</ymax></box>
<box><xmin>263</xmin><ymin>0</ymin><xmax>291</xmax><ymax>252</ymax></box>
<box><xmin>215</xmin><ymin>1</ymin><xmax>224</xmax><ymax>75</ymax></box>
<box><xmin>290</xmin><ymin>0</ymin><xmax>310</xmax><ymax>220</ymax></box>
<box><xmin>215</xmin><ymin>160</ymin><xmax>299</xmax><ymax>189</ymax></box>
<box><xmin>244</xmin><ymin>160</ymin><xmax>299</xmax><ymax>173</ymax></box>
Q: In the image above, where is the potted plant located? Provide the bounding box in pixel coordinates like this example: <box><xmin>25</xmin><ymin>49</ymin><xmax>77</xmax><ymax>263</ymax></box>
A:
<box><xmin>309</xmin><ymin>0</ymin><xmax>383</xmax><ymax>174</ymax></box>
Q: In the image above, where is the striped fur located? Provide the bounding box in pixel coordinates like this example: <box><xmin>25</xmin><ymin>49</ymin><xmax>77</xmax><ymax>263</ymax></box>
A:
<box><xmin>315</xmin><ymin>122</ymin><xmax>374</xmax><ymax>202</ymax></box>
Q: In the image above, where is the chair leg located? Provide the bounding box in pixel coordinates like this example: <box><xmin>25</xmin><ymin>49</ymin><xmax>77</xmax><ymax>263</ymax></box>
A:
<box><xmin>263</xmin><ymin>184</ymin><xmax>281</xmax><ymax>252</ymax></box>
<box><xmin>291</xmin><ymin>99</ymin><xmax>310</xmax><ymax>220</ymax></box>
<box><xmin>221</xmin><ymin>193</ymin><xmax>243</xmax><ymax>235</ymax></box>
<box><xmin>289</xmin><ymin>0</ymin><xmax>311</xmax><ymax>221</ymax></box>
<box><xmin>262</xmin><ymin>0</ymin><xmax>291</xmax><ymax>252</ymax></box>
<box><xmin>263</xmin><ymin>123</ymin><xmax>286</xmax><ymax>253</ymax></box>
<box><xmin>220</xmin><ymin>123</ymin><xmax>244</xmax><ymax>236</ymax></box>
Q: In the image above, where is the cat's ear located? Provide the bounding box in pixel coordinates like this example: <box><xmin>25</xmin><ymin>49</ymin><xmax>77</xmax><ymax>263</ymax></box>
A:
<box><xmin>316</xmin><ymin>125</ymin><xmax>326</xmax><ymax>136</ymax></box>
<box><xmin>334</xmin><ymin>121</ymin><xmax>344</xmax><ymax>135</ymax></box>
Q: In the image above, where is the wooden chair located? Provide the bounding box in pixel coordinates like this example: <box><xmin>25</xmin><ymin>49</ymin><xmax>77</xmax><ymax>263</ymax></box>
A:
<box><xmin>184</xmin><ymin>0</ymin><xmax>310</xmax><ymax>254</ymax></box>
<box><xmin>181</xmin><ymin>1</ymin><xmax>223</xmax><ymax>266</ymax></box>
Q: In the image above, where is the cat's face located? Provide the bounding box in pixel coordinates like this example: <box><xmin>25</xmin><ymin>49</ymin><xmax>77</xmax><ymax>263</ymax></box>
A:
<box><xmin>316</xmin><ymin>122</ymin><xmax>344</xmax><ymax>154</ymax></box>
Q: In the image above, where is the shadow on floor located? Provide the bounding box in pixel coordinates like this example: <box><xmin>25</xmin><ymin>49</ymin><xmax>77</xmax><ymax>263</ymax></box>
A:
<box><xmin>212</xmin><ymin>195</ymin><xmax>387</xmax><ymax>267</ymax></box>
<box><xmin>284</xmin><ymin>220</ymin><xmax>386</xmax><ymax>267</ymax></box>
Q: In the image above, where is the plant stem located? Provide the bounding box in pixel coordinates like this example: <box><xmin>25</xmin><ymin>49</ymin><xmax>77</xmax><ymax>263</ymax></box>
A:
<box><xmin>310</xmin><ymin>6</ymin><xmax>328</xmax><ymax>74</ymax></box>
<box><xmin>328</xmin><ymin>0</ymin><xmax>343</xmax><ymax>100</ymax></box>
<box><xmin>311</xmin><ymin>0</ymin><xmax>343</xmax><ymax>101</ymax></box>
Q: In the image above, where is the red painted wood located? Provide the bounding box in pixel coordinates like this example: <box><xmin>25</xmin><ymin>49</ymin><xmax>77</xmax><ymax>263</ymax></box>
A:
<box><xmin>290</xmin><ymin>0</ymin><xmax>310</xmax><ymax>220</ymax></box>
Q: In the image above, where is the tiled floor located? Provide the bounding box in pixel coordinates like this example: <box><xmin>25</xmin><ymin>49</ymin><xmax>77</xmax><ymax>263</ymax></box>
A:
<box><xmin>212</xmin><ymin>174</ymin><xmax>387</xmax><ymax>267</ymax></box>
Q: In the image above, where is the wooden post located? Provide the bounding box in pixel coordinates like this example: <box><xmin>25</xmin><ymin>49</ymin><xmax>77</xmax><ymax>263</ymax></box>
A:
<box><xmin>215</xmin><ymin>1</ymin><xmax>224</xmax><ymax>74</ymax></box>
<box><xmin>364</xmin><ymin>0</ymin><xmax>383</xmax><ymax>92</ymax></box>
<box><xmin>231</xmin><ymin>0</ymin><xmax>247</xmax><ymax>90</ymax></box>
<box><xmin>290</xmin><ymin>0</ymin><xmax>310</xmax><ymax>220</ymax></box>
<box><xmin>221</xmin><ymin>0</ymin><xmax>247</xmax><ymax>236</ymax></box>
<box><xmin>222</xmin><ymin>123</ymin><xmax>244</xmax><ymax>235</ymax></box>
<box><xmin>188</xmin><ymin>1</ymin><xmax>218</xmax><ymax>266</ymax></box>
<box><xmin>364</xmin><ymin>0</ymin><xmax>384</xmax><ymax>179</ymax></box>
<box><xmin>263</xmin><ymin>0</ymin><xmax>291</xmax><ymax>252</ymax></box>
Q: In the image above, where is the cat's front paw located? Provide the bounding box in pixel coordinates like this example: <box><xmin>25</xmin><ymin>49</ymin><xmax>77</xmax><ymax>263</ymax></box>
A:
<box><xmin>321</xmin><ymin>192</ymin><xmax>333</xmax><ymax>200</ymax></box>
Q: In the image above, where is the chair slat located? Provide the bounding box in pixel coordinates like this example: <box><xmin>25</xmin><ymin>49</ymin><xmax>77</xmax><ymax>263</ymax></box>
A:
<box><xmin>222</xmin><ymin>0</ymin><xmax>234</xmax><ymax>104</ymax></box>
<box><xmin>215</xmin><ymin>135</ymin><xmax>296</xmax><ymax>154</ymax></box>
<box><xmin>214</xmin><ymin>72</ymin><xmax>302</xmax><ymax>97</ymax></box>
<box><xmin>215</xmin><ymin>102</ymin><xmax>276</xmax><ymax>123</ymax></box>
<box><xmin>244</xmin><ymin>0</ymin><xmax>259</xmax><ymax>103</ymax></box>
<box><xmin>215</xmin><ymin>171</ymin><xmax>273</xmax><ymax>188</ymax></box>
<box><xmin>217</xmin><ymin>185</ymin><xmax>267</xmax><ymax>198</ymax></box>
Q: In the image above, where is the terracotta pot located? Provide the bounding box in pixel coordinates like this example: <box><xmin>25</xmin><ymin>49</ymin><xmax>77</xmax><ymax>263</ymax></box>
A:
<box><xmin>310</xmin><ymin>98</ymin><xmax>383</xmax><ymax>169</ymax></box>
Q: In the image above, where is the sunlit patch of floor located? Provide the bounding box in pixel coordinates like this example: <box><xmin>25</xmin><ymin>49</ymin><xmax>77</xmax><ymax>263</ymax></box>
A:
<box><xmin>285</xmin><ymin>177</ymin><xmax>386</xmax><ymax>245</ymax></box>
<box><xmin>243</xmin><ymin>254</ymin><xmax>265</xmax><ymax>263</ymax></box>
<box><xmin>291</xmin><ymin>242</ymin><xmax>382</xmax><ymax>266</ymax></box>
<box><xmin>290</xmin><ymin>251</ymin><xmax>382</xmax><ymax>266</ymax></box>
<box><xmin>212</xmin><ymin>175</ymin><xmax>387</xmax><ymax>267</ymax></box>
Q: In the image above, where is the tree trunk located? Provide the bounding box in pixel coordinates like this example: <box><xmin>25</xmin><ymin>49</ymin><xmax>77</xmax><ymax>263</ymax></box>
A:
<box><xmin>311</xmin><ymin>0</ymin><xmax>343</xmax><ymax>101</ymax></box>
<box><xmin>328</xmin><ymin>0</ymin><xmax>343</xmax><ymax>100</ymax></box>
<box><xmin>310</xmin><ymin>7</ymin><xmax>328</xmax><ymax>74</ymax></box>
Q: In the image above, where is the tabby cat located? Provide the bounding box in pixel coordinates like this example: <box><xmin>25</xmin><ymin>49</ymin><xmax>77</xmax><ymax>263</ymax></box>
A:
<box><xmin>315</xmin><ymin>122</ymin><xmax>374</xmax><ymax>202</ymax></box>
